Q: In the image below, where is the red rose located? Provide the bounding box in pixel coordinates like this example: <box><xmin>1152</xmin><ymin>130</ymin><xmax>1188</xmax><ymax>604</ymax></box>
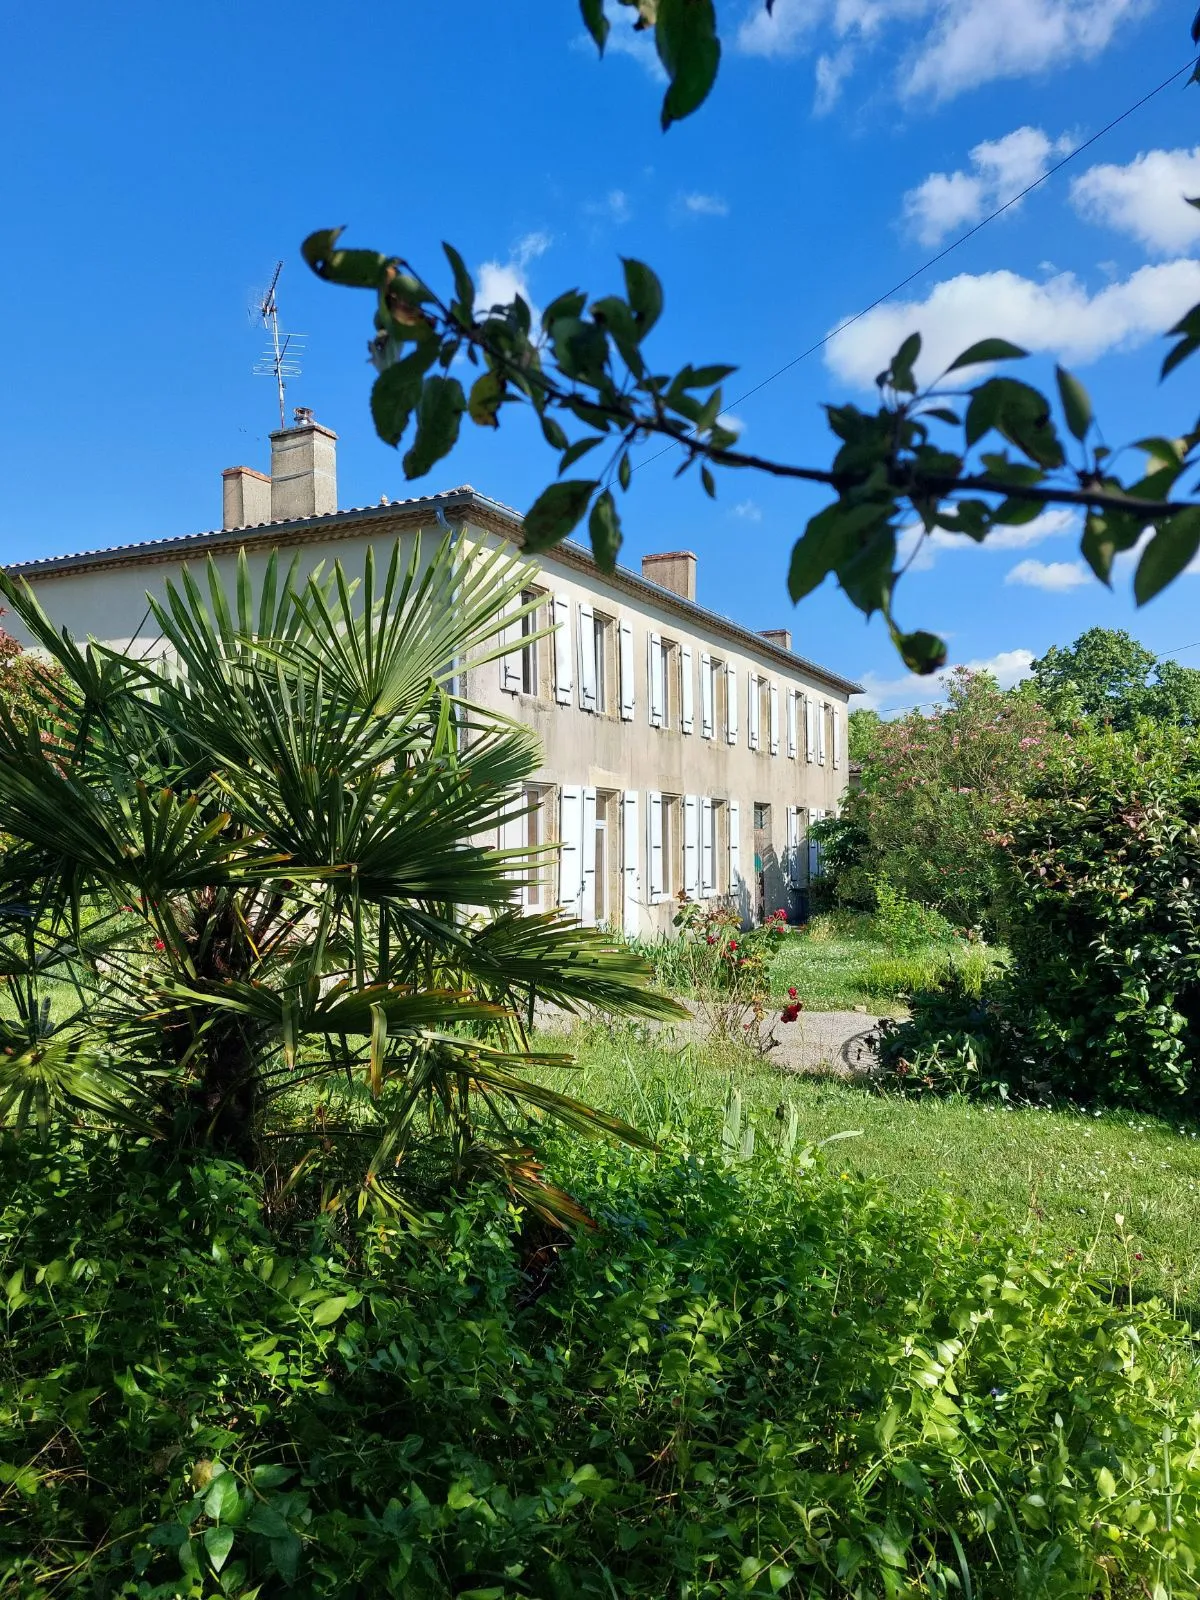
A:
<box><xmin>788</xmin><ymin>986</ymin><xmax>798</xmax><ymax>999</ymax></box>
<box><xmin>153</xmin><ymin>939</ymin><xmax>165</xmax><ymax>952</ymax></box>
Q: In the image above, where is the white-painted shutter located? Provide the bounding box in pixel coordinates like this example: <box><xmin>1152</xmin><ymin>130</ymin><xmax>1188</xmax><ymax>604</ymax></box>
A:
<box><xmin>499</xmin><ymin>601</ymin><xmax>521</xmax><ymax>694</ymax></box>
<box><xmin>553</xmin><ymin>594</ymin><xmax>573</xmax><ymax>706</ymax></box>
<box><xmin>681</xmin><ymin>645</ymin><xmax>694</xmax><ymax>734</ymax></box>
<box><xmin>700</xmin><ymin>652</ymin><xmax>713</xmax><ymax>738</ymax></box>
<box><xmin>647</xmin><ymin>791</ymin><xmax>664</xmax><ymax>900</ymax></box>
<box><xmin>728</xmin><ymin>799</ymin><xmax>741</xmax><ymax>892</ymax></box>
<box><xmin>700</xmin><ymin>797</ymin><xmax>714</xmax><ymax>896</ymax></box>
<box><xmin>769</xmin><ymin>683</ymin><xmax>780</xmax><ymax>756</ymax></box>
<box><xmin>648</xmin><ymin>633</ymin><xmax>664</xmax><ymax>728</ymax></box>
<box><xmin>787</xmin><ymin>689</ymin><xmax>798</xmax><ymax>759</ymax></box>
<box><xmin>581</xmin><ymin>787</ymin><xmax>597</xmax><ymax>925</ymax></box>
<box><xmin>577</xmin><ymin>601</ymin><xmax>597</xmax><ymax>712</ymax></box>
<box><xmin>559</xmin><ymin>786</ymin><xmax>582</xmax><ymax>911</ymax></box>
<box><xmin>622</xmin><ymin>791</ymin><xmax>640</xmax><ymax>936</ymax></box>
<box><xmin>808</xmin><ymin>807</ymin><xmax>825</xmax><ymax>881</ymax></box>
<box><xmin>832</xmin><ymin>704</ymin><xmax>841</xmax><ymax>768</ymax></box>
<box><xmin>619</xmin><ymin>620</ymin><xmax>635</xmax><ymax>721</ymax></box>
<box><xmin>747</xmin><ymin>674</ymin><xmax>760</xmax><ymax>751</ymax></box>
<box><xmin>786</xmin><ymin>806</ymin><xmax>801</xmax><ymax>887</ymax></box>
<box><xmin>804</xmin><ymin>695</ymin><xmax>816</xmax><ymax>763</ymax></box>
<box><xmin>683</xmin><ymin>794</ymin><xmax>699</xmax><ymax>899</ymax></box>
<box><xmin>726</xmin><ymin>664</ymin><xmax>738</xmax><ymax>744</ymax></box>
<box><xmin>817</xmin><ymin>701</ymin><xmax>827</xmax><ymax>766</ymax></box>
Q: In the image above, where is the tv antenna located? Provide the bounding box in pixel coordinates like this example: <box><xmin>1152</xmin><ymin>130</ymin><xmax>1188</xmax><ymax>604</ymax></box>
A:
<box><xmin>252</xmin><ymin>261</ymin><xmax>305</xmax><ymax>430</ymax></box>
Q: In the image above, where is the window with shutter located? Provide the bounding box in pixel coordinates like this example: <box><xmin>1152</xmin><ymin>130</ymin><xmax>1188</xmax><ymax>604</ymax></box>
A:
<box><xmin>558</xmin><ymin>786</ymin><xmax>583</xmax><ymax>911</ymax></box>
<box><xmin>700</xmin><ymin>797</ymin><xmax>715</xmax><ymax>896</ymax></box>
<box><xmin>728</xmin><ymin>799</ymin><xmax>741</xmax><ymax>893</ymax></box>
<box><xmin>726</xmin><ymin>664</ymin><xmax>738</xmax><ymax>744</ymax></box>
<box><xmin>648</xmin><ymin>633</ymin><xmax>664</xmax><ymax>728</ymax></box>
<box><xmin>832</xmin><ymin>704</ymin><xmax>841</xmax><ymax>768</ymax></box>
<box><xmin>804</xmin><ymin>695</ymin><xmax>816</xmax><ymax>763</ymax></box>
<box><xmin>577</xmin><ymin>601</ymin><xmax>597</xmax><ymax>713</ymax></box>
<box><xmin>817</xmin><ymin>701</ymin><xmax>827</xmax><ymax>765</ymax></box>
<box><xmin>622</xmin><ymin>792</ymin><xmax>640</xmax><ymax>936</ymax></box>
<box><xmin>700</xmin><ymin>652</ymin><xmax>713</xmax><ymax>738</ymax></box>
<box><xmin>769</xmin><ymin>683</ymin><xmax>780</xmax><ymax>756</ymax></box>
<box><xmin>787</xmin><ymin>689</ymin><xmax>798</xmax><ymax>759</ymax></box>
<box><xmin>747</xmin><ymin>673</ymin><xmax>760</xmax><ymax>751</ymax></box>
<box><xmin>499</xmin><ymin>599</ymin><xmax>521</xmax><ymax>694</ymax></box>
<box><xmin>647</xmin><ymin>791</ymin><xmax>665</xmax><ymax>900</ymax></box>
<box><xmin>681</xmin><ymin>645</ymin><xmax>694</xmax><ymax>734</ymax></box>
<box><xmin>786</xmin><ymin>806</ymin><xmax>801</xmax><ymax>888</ymax></box>
<box><xmin>580</xmin><ymin>787</ymin><xmax>598</xmax><ymax>924</ymax></box>
<box><xmin>808</xmin><ymin>807</ymin><xmax>825</xmax><ymax>881</ymax></box>
<box><xmin>683</xmin><ymin>795</ymin><xmax>699</xmax><ymax>899</ymax></box>
<box><xmin>553</xmin><ymin>595</ymin><xmax>573</xmax><ymax>705</ymax></box>
<box><xmin>619</xmin><ymin>620</ymin><xmax>635</xmax><ymax>721</ymax></box>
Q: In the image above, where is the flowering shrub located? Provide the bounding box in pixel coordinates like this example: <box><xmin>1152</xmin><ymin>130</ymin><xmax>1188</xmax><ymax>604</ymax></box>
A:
<box><xmin>671</xmin><ymin>898</ymin><xmax>792</xmax><ymax>1047</ymax></box>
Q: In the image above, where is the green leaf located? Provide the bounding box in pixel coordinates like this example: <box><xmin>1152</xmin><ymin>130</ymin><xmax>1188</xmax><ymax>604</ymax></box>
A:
<box><xmin>523</xmin><ymin>480</ymin><xmax>599</xmax><ymax>552</ymax></box>
<box><xmin>1134</xmin><ymin>509</ymin><xmax>1200</xmax><ymax>606</ymax></box>
<box><xmin>467</xmin><ymin>370</ymin><xmax>504</xmax><ymax>429</ymax></box>
<box><xmin>370</xmin><ymin>353</ymin><xmax>433</xmax><ymax>447</ymax></box>
<box><xmin>542</xmin><ymin>288</ymin><xmax>588</xmax><ymax>332</ymax></box>
<box><xmin>588</xmin><ymin>490</ymin><xmax>622</xmax><ymax>571</ymax></box>
<box><xmin>204</xmin><ymin>1470</ymin><xmax>240</xmax><ymax>1522</ymax></box>
<box><xmin>965</xmin><ymin>377</ymin><xmax>1063</xmax><ymax>469</ymax></box>
<box><xmin>580</xmin><ymin>0</ymin><xmax>609</xmax><ymax>51</ymax></box>
<box><xmin>302</xmin><ymin>237</ymin><xmax>390</xmax><ymax>289</ymax></box>
<box><xmin>1055</xmin><ymin>365</ymin><xmax>1092</xmax><ymax>442</ymax></box>
<box><xmin>559</xmin><ymin>435</ymin><xmax>606</xmax><ymax>472</ymax></box>
<box><xmin>401</xmin><ymin>376</ymin><xmax>466</xmax><ymax>480</ymax></box>
<box><xmin>1096</xmin><ymin>1466</ymin><xmax>1118</xmax><ymax>1499</ymax></box>
<box><xmin>655</xmin><ymin>0</ymin><xmax>720</xmax><ymax>128</ymax></box>
<box><xmin>889</xmin><ymin>332</ymin><xmax>921</xmax><ymax>393</ymax></box>
<box><xmin>896</xmin><ymin>630</ymin><xmax>947</xmax><ymax>675</ymax></box>
<box><xmin>924</xmin><ymin>407</ymin><xmax>960</xmax><ymax>425</ymax></box>
<box><xmin>618</xmin><ymin>452</ymin><xmax>632</xmax><ymax>491</ymax></box>
<box><xmin>443</xmin><ymin>241</ymin><xmax>475</xmax><ymax>314</ymax></box>
<box><xmin>311</xmin><ymin>1294</ymin><xmax>349</xmax><ymax>1326</ymax></box>
<box><xmin>788</xmin><ymin>503</ymin><xmax>866</xmax><ymax>602</ymax></box>
<box><xmin>701</xmin><ymin>464</ymin><xmax>716</xmax><ymax>499</ymax></box>
<box><xmin>203</xmin><ymin>1525</ymin><xmax>235</xmax><ymax>1573</ymax></box>
<box><xmin>622</xmin><ymin>258</ymin><xmax>663</xmax><ymax>338</ymax></box>
<box><xmin>251</xmin><ymin>1464</ymin><xmax>294</xmax><ymax>1489</ymax></box>
<box><xmin>1162</xmin><ymin>335</ymin><xmax>1200</xmax><ymax>381</ymax></box>
<box><xmin>946</xmin><ymin>338</ymin><xmax>1027</xmax><ymax>373</ymax></box>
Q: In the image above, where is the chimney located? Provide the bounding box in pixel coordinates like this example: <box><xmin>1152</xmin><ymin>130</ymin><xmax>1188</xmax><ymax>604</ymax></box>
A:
<box><xmin>269</xmin><ymin>408</ymin><xmax>338</xmax><ymax>522</ymax></box>
<box><xmin>641</xmin><ymin>550</ymin><xmax>697</xmax><ymax>602</ymax></box>
<box><xmin>222</xmin><ymin>467</ymin><xmax>272</xmax><ymax>532</ymax></box>
<box><xmin>759</xmin><ymin>628</ymin><xmax>792</xmax><ymax>652</ymax></box>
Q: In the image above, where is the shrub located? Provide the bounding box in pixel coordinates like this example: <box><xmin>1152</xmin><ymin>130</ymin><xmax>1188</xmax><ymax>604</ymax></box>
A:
<box><xmin>5</xmin><ymin>1125</ymin><xmax>1200</xmax><ymax>1598</ymax></box>
<box><xmin>869</xmin><ymin>879</ymin><xmax>954</xmax><ymax>952</ymax></box>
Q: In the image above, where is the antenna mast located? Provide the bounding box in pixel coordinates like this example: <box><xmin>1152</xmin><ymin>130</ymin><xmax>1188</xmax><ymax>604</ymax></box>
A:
<box><xmin>253</xmin><ymin>261</ymin><xmax>305</xmax><ymax>430</ymax></box>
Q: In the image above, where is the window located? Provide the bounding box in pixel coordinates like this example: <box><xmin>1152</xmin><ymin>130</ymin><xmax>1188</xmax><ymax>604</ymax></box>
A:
<box><xmin>754</xmin><ymin>801</ymin><xmax>770</xmax><ymax>831</ymax></box>
<box><xmin>577</xmin><ymin>604</ymin><xmax>616</xmax><ymax>715</ymax></box>
<box><xmin>500</xmin><ymin>588</ymin><xmax>545</xmax><ymax>697</ymax></box>
<box><xmin>593</xmin><ymin>789</ymin><xmax>619</xmax><ymax>925</ymax></box>
<box><xmin>804</xmin><ymin>693</ymin><xmax>816</xmax><ymax>763</ymax></box>
<box><xmin>593</xmin><ymin>808</ymin><xmax>607</xmax><ymax>924</ymax></box>
<box><xmin>817</xmin><ymin>700</ymin><xmax>828</xmax><ymax>766</ymax></box>
<box><xmin>700</xmin><ymin>652</ymin><xmax>718</xmax><ymax>739</ymax></box>
<box><xmin>726</xmin><ymin>663</ymin><xmax>738</xmax><ymax>744</ymax></box>
<box><xmin>700</xmin><ymin>797</ymin><xmax>717</xmax><ymax>897</ymax></box>
<box><xmin>553</xmin><ymin>594</ymin><xmax>573</xmax><ymax>706</ymax></box>
<box><xmin>768</xmin><ymin>682</ymin><xmax>780</xmax><ymax>756</ymax></box>
<box><xmin>831</xmin><ymin>702</ymin><xmax>841</xmax><ymax>768</ymax></box>
<box><xmin>647</xmin><ymin>791</ymin><xmax>680</xmax><ymax>900</ymax></box>
<box><xmin>648</xmin><ymin>634</ymin><xmax>678</xmax><ymax>729</ymax></box>
<box><xmin>786</xmin><ymin>688</ymin><xmax>798</xmax><ymax>759</ymax></box>
<box><xmin>595</xmin><ymin>612</ymin><xmax>615</xmax><ymax>715</ymax></box>
<box><xmin>681</xmin><ymin>645</ymin><xmax>694</xmax><ymax>734</ymax></box>
<box><xmin>498</xmin><ymin>785</ymin><xmax>547</xmax><ymax>907</ymax></box>
<box><xmin>520</xmin><ymin>590</ymin><xmax>541</xmax><ymax>695</ymax></box>
<box><xmin>747</xmin><ymin>672</ymin><xmax>761</xmax><ymax>751</ymax></box>
<box><xmin>619</xmin><ymin>620</ymin><xmax>635</xmax><ymax>721</ymax></box>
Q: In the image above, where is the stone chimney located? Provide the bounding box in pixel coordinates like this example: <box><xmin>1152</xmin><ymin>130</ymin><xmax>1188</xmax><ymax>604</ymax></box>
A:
<box><xmin>641</xmin><ymin>550</ymin><xmax>697</xmax><ymax>602</ymax></box>
<box><xmin>268</xmin><ymin>409</ymin><xmax>338</xmax><ymax>522</ymax></box>
<box><xmin>759</xmin><ymin>628</ymin><xmax>792</xmax><ymax>651</ymax></box>
<box><xmin>222</xmin><ymin>467</ymin><xmax>272</xmax><ymax>532</ymax></box>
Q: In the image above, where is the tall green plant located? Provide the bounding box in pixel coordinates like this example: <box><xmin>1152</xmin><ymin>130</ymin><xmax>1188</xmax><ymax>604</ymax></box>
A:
<box><xmin>0</xmin><ymin>536</ymin><xmax>680</xmax><ymax>1218</ymax></box>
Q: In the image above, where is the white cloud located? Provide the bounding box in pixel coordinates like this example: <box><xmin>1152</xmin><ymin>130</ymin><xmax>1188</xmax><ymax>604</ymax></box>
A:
<box><xmin>736</xmin><ymin>0</ymin><xmax>821</xmax><ymax>58</ymax></box>
<box><xmin>814</xmin><ymin>45</ymin><xmax>856</xmax><ymax>113</ymax></box>
<box><xmin>1071</xmin><ymin>147</ymin><xmax>1200</xmax><ymax>256</ymax></box>
<box><xmin>475</xmin><ymin>232</ymin><xmax>552</xmax><ymax>320</ymax></box>
<box><xmin>718</xmin><ymin>412</ymin><xmax>746</xmax><ymax>437</ymax></box>
<box><xmin>899</xmin><ymin>508</ymin><xmax>1077</xmax><ymax>570</ymax></box>
<box><xmin>1005</xmin><ymin>558</ymin><xmax>1091</xmax><ymax>591</ymax></box>
<box><xmin>585</xmin><ymin>188</ymin><xmax>632</xmax><ymax>225</ymax></box>
<box><xmin>853</xmin><ymin>646</ymin><xmax>1035</xmax><ymax>713</ymax></box>
<box><xmin>731</xmin><ymin>499</ymin><xmax>763</xmax><ymax>521</ymax></box>
<box><xmin>825</xmin><ymin>260</ymin><xmax>1200</xmax><ymax>389</ymax></box>
<box><xmin>678</xmin><ymin>191</ymin><xmax>730</xmax><ymax>218</ymax></box>
<box><xmin>903</xmin><ymin>126</ymin><xmax>1071</xmax><ymax>246</ymax></box>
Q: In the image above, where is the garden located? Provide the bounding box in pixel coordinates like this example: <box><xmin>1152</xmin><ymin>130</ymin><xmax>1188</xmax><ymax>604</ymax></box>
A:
<box><xmin>3</xmin><ymin>569</ymin><xmax>1200</xmax><ymax>1600</ymax></box>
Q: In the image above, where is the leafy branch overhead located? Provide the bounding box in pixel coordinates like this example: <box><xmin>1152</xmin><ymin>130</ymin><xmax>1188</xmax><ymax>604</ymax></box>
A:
<box><xmin>303</xmin><ymin>6</ymin><xmax>1200</xmax><ymax>675</ymax></box>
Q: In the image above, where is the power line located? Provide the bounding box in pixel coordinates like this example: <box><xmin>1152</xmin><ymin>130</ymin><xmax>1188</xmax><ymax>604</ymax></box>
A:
<box><xmin>636</xmin><ymin>52</ymin><xmax>1199</xmax><ymax>477</ymax></box>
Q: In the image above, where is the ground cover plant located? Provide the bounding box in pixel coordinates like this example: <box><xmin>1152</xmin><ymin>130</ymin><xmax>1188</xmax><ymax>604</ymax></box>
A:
<box><xmin>6</xmin><ymin>1099</ymin><xmax>1200</xmax><ymax>1599</ymax></box>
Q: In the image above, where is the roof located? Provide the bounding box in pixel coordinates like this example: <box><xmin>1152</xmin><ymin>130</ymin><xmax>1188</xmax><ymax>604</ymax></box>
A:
<box><xmin>5</xmin><ymin>485</ymin><xmax>862</xmax><ymax>697</ymax></box>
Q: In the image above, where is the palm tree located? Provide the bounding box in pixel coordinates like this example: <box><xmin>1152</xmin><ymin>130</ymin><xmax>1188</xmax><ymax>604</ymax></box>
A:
<box><xmin>0</xmin><ymin>534</ymin><xmax>679</xmax><ymax>1219</ymax></box>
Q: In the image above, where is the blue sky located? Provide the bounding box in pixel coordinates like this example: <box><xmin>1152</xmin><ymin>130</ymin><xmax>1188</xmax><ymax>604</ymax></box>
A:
<box><xmin>2</xmin><ymin>0</ymin><xmax>1198</xmax><ymax>711</ymax></box>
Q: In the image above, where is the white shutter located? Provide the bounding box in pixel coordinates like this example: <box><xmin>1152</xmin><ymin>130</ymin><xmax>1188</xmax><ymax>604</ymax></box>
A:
<box><xmin>804</xmin><ymin>695</ymin><xmax>816</xmax><ymax>763</ymax></box>
<box><xmin>647</xmin><ymin>791</ymin><xmax>664</xmax><ymax>900</ymax></box>
<box><xmin>747</xmin><ymin>674</ymin><xmax>760</xmax><ymax>751</ymax></box>
<box><xmin>581</xmin><ymin>787</ymin><xmax>598</xmax><ymax>925</ymax></box>
<box><xmin>700</xmin><ymin>797</ymin><xmax>714</xmax><ymax>896</ymax></box>
<box><xmin>728</xmin><ymin>799</ymin><xmax>741</xmax><ymax>893</ymax></box>
<box><xmin>832</xmin><ymin>704</ymin><xmax>841</xmax><ymax>769</ymax></box>
<box><xmin>558</xmin><ymin>786</ymin><xmax>582</xmax><ymax>911</ymax></box>
<box><xmin>577</xmin><ymin>601</ymin><xmax>597</xmax><ymax>712</ymax></box>
<box><xmin>648</xmin><ymin>633</ymin><xmax>664</xmax><ymax>728</ymax></box>
<box><xmin>700</xmin><ymin>652</ymin><xmax>713</xmax><ymax>738</ymax></box>
<box><xmin>817</xmin><ymin>701</ymin><xmax>827</xmax><ymax>766</ymax></box>
<box><xmin>683</xmin><ymin>794</ymin><xmax>699</xmax><ymax>899</ymax></box>
<box><xmin>681</xmin><ymin>645</ymin><xmax>694</xmax><ymax>734</ymax></box>
<box><xmin>726</xmin><ymin>664</ymin><xmax>738</xmax><ymax>744</ymax></box>
<box><xmin>622</xmin><ymin>791</ymin><xmax>640</xmax><ymax>936</ymax></box>
<box><xmin>619</xmin><ymin>620</ymin><xmax>635</xmax><ymax>721</ymax></box>
<box><xmin>499</xmin><ymin>601</ymin><xmax>521</xmax><ymax>694</ymax></box>
<box><xmin>553</xmin><ymin>594</ymin><xmax>573</xmax><ymax>706</ymax></box>
<box><xmin>769</xmin><ymin>683</ymin><xmax>780</xmax><ymax>756</ymax></box>
<box><xmin>808</xmin><ymin>807</ymin><xmax>825</xmax><ymax>881</ymax></box>
<box><xmin>787</xmin><ymin>689</ymin><xmax>798</xmax><ymax>759</ymax></box>
<box><xmin>786</xmin><ymin>806</ymin><xmax>801</xmax><ymax>888</ymax></box>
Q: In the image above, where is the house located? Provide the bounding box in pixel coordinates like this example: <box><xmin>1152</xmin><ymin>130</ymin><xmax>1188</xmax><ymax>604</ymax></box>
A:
<box><xmin>4</xmin><ymin>412</ymin><xmax>859</xmax><ymax>938</ymax></box>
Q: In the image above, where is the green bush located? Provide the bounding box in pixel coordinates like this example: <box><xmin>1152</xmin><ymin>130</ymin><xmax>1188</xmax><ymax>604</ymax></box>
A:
<box><xmin>5</xmin><ymin>1125</ymin><xmax>1200</xmax><ymax>1598</ymax></box>
<box><xmin>869</xmin><ymin>880</ymin><xmax>955</xmax><ymax>952</ymax></box>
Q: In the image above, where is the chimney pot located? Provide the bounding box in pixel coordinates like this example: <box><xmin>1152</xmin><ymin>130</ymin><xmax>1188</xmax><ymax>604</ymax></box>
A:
<box><xmin>641</xmin><ymin>550</ymin><xmax>697</xmax><ymax>602</ymax></box>
<box><xmin>222</xmin><ymin>466</ymin><xmax>272</xmax><ymax>531</ymax></box>
<box><xmin>759</xmin><ymin>628</ymin><xmax>793</xmax><ymax>652</ymax></box>
<box><xmin>269</xmin><ymin>414</ymin><xmax>338</xmax><ymax>522</ymax></box>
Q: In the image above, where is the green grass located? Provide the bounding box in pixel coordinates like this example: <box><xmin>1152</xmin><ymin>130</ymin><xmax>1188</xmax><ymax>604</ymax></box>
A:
<box><xmin>767</xmin><ymin>913</ymin><xmax>1001</xmax><ymax>1010</ymax></box>
<box><xmin>533</xmin><ymin>1027</ymin><xmax>1200</xmax><ymax>1314</ymax></box>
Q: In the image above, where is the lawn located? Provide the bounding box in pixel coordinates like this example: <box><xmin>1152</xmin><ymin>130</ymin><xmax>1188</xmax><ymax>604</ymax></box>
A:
<box><xmin>533</xmin><ymin>1025</ymin><xmax>1200</xmax><ymax>1315</ymax></box>
<box><xmin>766</xmin><ymin>912</ymin><xmax>1001</xmax><ymax>1010</ymax></box>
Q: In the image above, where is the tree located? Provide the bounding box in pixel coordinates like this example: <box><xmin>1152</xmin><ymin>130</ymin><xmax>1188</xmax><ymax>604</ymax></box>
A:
<box><xmin>847</xmin><ymin>708</ymin><xmax>883</xmax><ymax>765</ymax></box>
<box><xmin>1031</xmin><ymin>627</ymin><xmax>1200</xmax><ymax>729</ymax></box>
<box><xmin>0</xmin><ymin>537</ymin><xmax>678</xmax><ymax>1221</ymax></box>
<box><xmin>301</xmin><ymin>7</ymin><xmax>1200</xmax><ymax>678</ymax></box>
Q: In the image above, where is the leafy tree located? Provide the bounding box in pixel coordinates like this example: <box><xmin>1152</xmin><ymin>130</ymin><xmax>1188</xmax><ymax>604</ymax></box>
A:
<box><xmin>1031</xmin><ymin>627</ymin><xmax>1200</xmax><ymax>729</ymax></box>
<box><xmin>847</xmin><ymin>707</ymin><xmax>883</xmax><ymax>764</ymax></box>
<box><xmin>0</xmin><ymin>537</ymin><xmax>677</xmax><ymax>1220</ymax></box>
<box><xmin>300</xmin><ymin>7</ymin><xmax>1200</xmax><ymax>677</ymax></box>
